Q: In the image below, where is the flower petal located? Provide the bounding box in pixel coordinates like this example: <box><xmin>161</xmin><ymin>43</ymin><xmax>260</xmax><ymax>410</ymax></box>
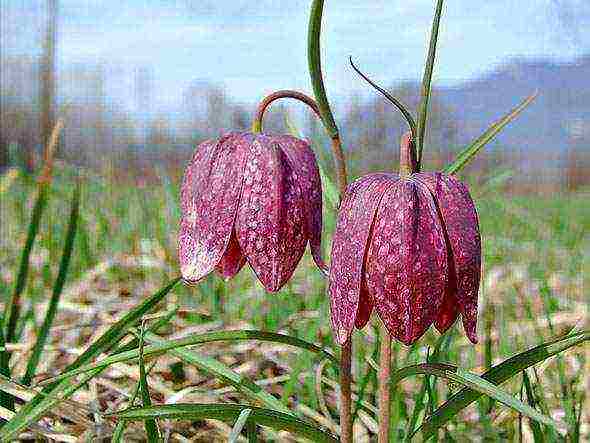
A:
<box><xmin>416</xmin><ymin>172</ymin><xmax>481</xmax><ymax>344</ymax></box>
<box><xmin>366</xmin><ymin>179</ymin><xmax>448</xmax><ymax>345</ymax></box>
<box><xmin>237</xmin><ymin>135</ymin><xmax>306</xmax><ymax>292</ymax></box>
<box><xmin>328</xmin><ymin>173</ymin><xmax>395</xmax><ymax>345</ymax></box>
<box><xmin>178</xmin><ymin>133</ymin><xmax>249</xmax><ymax>283</ymax></box>
<box><xmin>354</xmin><ymin>282</ymin><xmax>374</xmax><ymax>330</ymax></box>
<box><xmin>215</xmin><ymin>229</ymin><xmax>247</xmax><ymax>280</ymax></box>
<box><xmin>277</xmin><ymin>135</ymin><xmax>326</xmax><ymax>273</ymax></box>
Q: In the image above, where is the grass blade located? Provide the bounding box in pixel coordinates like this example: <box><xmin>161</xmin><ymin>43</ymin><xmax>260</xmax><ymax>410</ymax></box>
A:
<box><xmin>394</xmin><ymin>363</ymin><xmax>558</xmax><ymax>429</ymax></box>
<box><xmin>416</xmin><ymin>0</ymin><xmax>444</xmax><ymax>168</ymax></box>
<box><xmin>143</xmin><ymin>332</ymin><xmax>292</xmax><ymax>415</ymax></box>
<box><xmin>137</xmin><ymin>325</ymin><xmax>160</xmax><ymax>442</ymax></box>
<box><xmin>22</xmin><ymin>181</ymin><xmax>81</xmax><ymax>386</ymax></box>
<box><xmin>522</xmin><ymin>370</ymin><xmax>545</xmax><ymax>442</ymax></box>
<box><xmin>229</xmin><ymin>408</ymin><xmax>252</xmax><ymax>443</ymax></box>
<box><xmin>106</xmin><ymin>403</ymin><xmax>338</xmax><ymax>442</ymax></box>
<box><xmin>38</xmin><ymin>329</ymin><xmax>337</xmax><ymax>385</ymax></box>
<box><xmin>443</xmin><ymin>92</ymin><xmax>537</xmax><ymax>175</ymax></box>
<box><xmin>0</xmin><ymin>278</ymin><xmax>180</xmax><ymax>441</ymax></box>
<box><xmin>414</xmin><ymin>330</ymin><xmax>588</xmax><ymax>439</ymax></box>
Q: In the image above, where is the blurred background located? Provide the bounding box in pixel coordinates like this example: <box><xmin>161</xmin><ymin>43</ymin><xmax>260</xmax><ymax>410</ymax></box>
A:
<box><xmin>1</xmin><ymin>0</ymin><xmax>589</xmax><ymax>190</ymax></box>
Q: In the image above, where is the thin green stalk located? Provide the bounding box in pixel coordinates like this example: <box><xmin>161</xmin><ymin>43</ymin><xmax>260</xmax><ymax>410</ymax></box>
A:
<box><xmin>137</xmin><ymin>325</ymin><xmax>160</xmax><ymax>442</ymax></box>
<box><xmin>416</xmin><ymin>0</ymin><xmax>444</xmax><ymax>170</ymax></box>
<box><xmin>22</xmin><ymin>181</ymin><xmax>81</xmax><ymax>386</ymax></box>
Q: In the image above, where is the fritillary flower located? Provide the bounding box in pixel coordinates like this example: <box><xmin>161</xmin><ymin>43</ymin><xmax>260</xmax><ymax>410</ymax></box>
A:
<box><xmin>328</xmin><ymin>132</ymin><xmax>481</xmax><ymax>345</ymax></box>
<box><xmin>178</xmin><ymin>131</ymin><xmax>325</xmax><ymax>292</ymax></box>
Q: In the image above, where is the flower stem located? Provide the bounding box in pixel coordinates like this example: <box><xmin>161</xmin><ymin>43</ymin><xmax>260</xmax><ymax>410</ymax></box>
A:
<box><xmin>308</xmin><ymin>1</ymin><xmax>351</xmax><ymax>440</ymax></box>
<box><xmin>399</xmin><ymin>131</ymin><xmax>417</xmax><ymax>177</ymax></box>
<box><xmin>252</xmin><ymin>90</ymin><xmax>321</xmax><ymax>134</ymax></box>
<box><xmin>378</xmin><ymin>323</ymin><xmax>392</xmax><ymax>443</ymax></box>
<box><xmin>339</xmin><ymin>338</ymin><xmax>353</xmax><ymax>442</ymax></box>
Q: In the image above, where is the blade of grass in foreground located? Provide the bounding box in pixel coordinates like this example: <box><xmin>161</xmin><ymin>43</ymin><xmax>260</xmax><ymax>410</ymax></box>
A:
<box><xmin>106</xmin><ymin>404</ymin><xmax>338</xmax><ymax>443</ymax></box>
<box><xmin>228</xmin><ymin>408</ymin><xmax>252</xmax><ymax>443</ymax></box>
<box><xmin>137</xmin><ymin>326</ymin><xmax>160</xmax><ymax>442</ymax></box>
<box><xmin>143</xmin><ymin>332</ymin><xmax>292</xmax><ymax>415</ymax></box>
<box><xmin>393</xmin><ymin>363</ymin><xmax>558</xmax><ymax>429</ymax></box>
<box><xmin>416</xmin><ymin>0</ymin><xmax>444</xmax><ymax>169</ymax></box>
<box><xmin>414</xmin><ymin>330</ymin><xmax>588</xmax><ymax>439</ymax></box>
<box><xmin>443</xmin><ymin>92</ymin><xmax>537</xmax><ymax>175</ymax></box>
<box><xmin>0</xmin><ymin>278</ymin><xmax>180</xmax><ymax>442</ymax></box>
<box><xmin>22</xmin><ymin>181</ymin><xmax>81</xmax><ymax>386</ymax></box>
<box><xmin>38</xmin><ymin>330</ymin><xmax>337</xmax><ymax>385</ymax></box>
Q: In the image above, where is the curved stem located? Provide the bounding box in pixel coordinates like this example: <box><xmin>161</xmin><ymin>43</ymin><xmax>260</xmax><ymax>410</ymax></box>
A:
<box><xmin>349</xmin><ymin>57</ymin><xmax>416</xmax><ymax>140</ymax></box>
<box><xmin>377</xmin><ymin>325</ymin><xmax>392</xmax><ymax>443</ymax></box>
<box><xmin>252</xmin><ymin>90</ymin><xmax>321</xmax><ymax>134</ymax></box>
<box><xmin>399</xmin><ymin>131</ymin><xmax>417</xmax><ymax>177</ymax></box>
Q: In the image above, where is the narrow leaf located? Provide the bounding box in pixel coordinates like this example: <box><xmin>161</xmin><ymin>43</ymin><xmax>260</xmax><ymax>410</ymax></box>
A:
<box><xmin>143</xmin><ymin>332</ymin><xmax>292</xmax><ymax>415</ymax></box>
<box><xmin>444</xmin><ymin>92</ymin><xmax>537</xmax><ymax>175</ymax></box>
<box><xmin>393</xmin><ymin>363</ymin><xmax>558</xmax><ymax>429</ymax></box>
<box><xmin>138</xmin><ymin>327</ymin><xmax>160</xmax><ymax>442</ymax></box>
<box><xmin>229</xmin><ymin>408</ymin><xmax>252</xmax><ymax>443</ymax></box>
<box><xmin>522</xmin><ymin>371</ymin><xmax>545</xmax><ymax>442</ymax></box>
<box><xmin>39</xmin><ymin>330</ymin><xmax>337</xmax><ymax>385</ymax></box>
<box><xmin>106</xmin><ymin>404</ymin><xmax>338</xmax><ymax>443</ymax></box>
<box><xmin>416</xmin><ymin>0</ymin><xmax>444</xmax><ymax>168</ymax></box>
<box><xmin>0</xmin><ymin>278</ymin><xmax>180</xmax><ymax>441</ymax></box>
<box><xmin>22</xmin><ymin>181</ymin><xmax>81</xmax><ymax>386</ymax></box>
<box><xmin>414</xmin><ymin>331</ymin><xmax>588</xmax><ymax>438</ymax></box>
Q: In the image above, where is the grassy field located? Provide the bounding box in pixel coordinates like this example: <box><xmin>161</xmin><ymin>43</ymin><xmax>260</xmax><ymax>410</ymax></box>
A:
<box><xmin>0</xmin><ymin>161</ymin><xmax>587</xmax><ymax>441</ymax></box>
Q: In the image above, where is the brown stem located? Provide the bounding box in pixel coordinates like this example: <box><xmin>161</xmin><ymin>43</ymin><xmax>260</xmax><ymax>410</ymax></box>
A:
<box><xmin>399</xmin><ymin>131</ymin><xmax>417</xmax><ymax>177</ymax></box>
<box><xmin>252</xmin><ymin>90</ymin><xmax>348</xmax><ymax>198</ymax></box>
<box><xmin>252</xmin><ymin>90</ymin><xmax>321</xmax><ymax>133</ymax></box>
<box><xmin>378</xmin><ymin>323</ymin><xmax>392</xmax><ymax>443</ymax></box>
<box><xmin>340</xmin><ymin>338</ymin><xmax>353</xmax><ymax>443</ymax></box>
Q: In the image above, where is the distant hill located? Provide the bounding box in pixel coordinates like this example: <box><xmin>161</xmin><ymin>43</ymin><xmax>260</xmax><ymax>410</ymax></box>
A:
<box><xmin>437</xmin><ymin>55</ymin><xmax>590</xmax><ymax>153</ymax></box>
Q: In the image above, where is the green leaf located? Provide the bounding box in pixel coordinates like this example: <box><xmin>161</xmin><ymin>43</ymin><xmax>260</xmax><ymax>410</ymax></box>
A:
<box><xmin>39</xmin><ymin>330</ymin><xmax>337</xmax><ymax>385</ymax></box>
<box><xmin>143</xmin><ymin>332</ymin><xmax>292</xmax><ymax>415</ymax></box>
<box><xmin>106</xmin><ymin>404</ymin><xmax>338</xmax><ymax>443</ymax></box>
<box><xmin>522</xmin><ymin>370</ymin><xmax>545</xmax><ymax>442</ymax></box>
<box><xmin>394</xmin><ymin>364</ymin><xmax>558</xmax><ymax>430</ymax></box>
<box><xmin>414</xmin><ymin>331</ymin><xmax>588</xmax><ymax>439</ymax></box>
<box><xmin>137</xmin><ymin>326</ymin><xmax>160</xmax><ymax>442</ymax></box>
<box><xmin>416</xmin><ymin>0</ymin><xmax>444</xmax><ymax>169</ymax></box>
<box><xmin>443</xmin><ymin>92</ymin><xmax>537</xmax><ymax>175</ymax></box>
<box><xmin>22</xmin><ymin>182</ymin><xmax>81</xmax><ymax>386</ymax></box>
<box><xmin>1</xmin><ymin>183</ymin><xmax>51</xmax><ymax>410</ymax></box>
<box><xmin>0</xmin><ymin>278</ymin><xmax>180</xmax><ymax>442</ymax></box>
<box><xmin>229</xmin><ymin>408</ymin><xmax>252</xmax><ymax>443</ymax></box>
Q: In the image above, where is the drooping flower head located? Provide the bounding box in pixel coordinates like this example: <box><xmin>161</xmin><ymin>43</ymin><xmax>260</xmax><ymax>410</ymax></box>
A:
<box><xmin>329</xmin><ymin>131</ymin><xmax>481</xmax><ymax>345</ymax></box>
<box><xmin>178</xmin><ymin>130</ymin><xmax>326</xmax><ymax>292</ymax></box>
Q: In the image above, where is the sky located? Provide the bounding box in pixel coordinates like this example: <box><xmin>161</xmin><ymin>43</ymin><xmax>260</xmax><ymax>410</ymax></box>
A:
<box><xmin>2</xmin><ymin>0</ymin><xmax>590</xmax><ymax>111</ymax></box>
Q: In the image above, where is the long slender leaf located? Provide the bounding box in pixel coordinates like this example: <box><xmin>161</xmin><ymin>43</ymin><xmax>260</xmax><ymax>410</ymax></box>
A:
<box><xmin>22</xmin><ymin>181</ymin><xmax>81</xmax><ymax>386</ymax></box>
<box><xmin>107</xmin><ymin>404</ymin><xmax>338</xmax><ymax>443</ymax></box>
<box><xmin>39</xmin><ymin>330</ymin><xmax>337</xmax><ymax>385</ymax></box>
<box><xmin>416</xmin><ymin>0</ymin><xmax>444</xmax><ymax>168</ymax></box>
<box><xmin>137</xmin><ymin>326</ymin><xmax>160</xmax><ymax>442</ymax></box>
<box><xmin>143</xmin><ymin>332</ymin><xmax>292</xmax><ymax>415</ymax></box>
<box><xmin>443</xmin><ymin>92</ymin><xmax>537</xmax><ymax>175</ymax></box>
<box><xmin>522</xmin><ymin>370</ymin><xmax>545</xmax><ymax>442</ymax></box>
<box><xmin>1</xmin><ymin>183</ymin><xmax>49</xmax><ymax>411</ymax></box>
<box><xmin>229</xmin><ymin>408</ymin><xmax>252</xmax><ymax>443</ymax></box>
<box><xmin>394</xmin><ymin>364</ymin><xmax>558</xmax><ymax>429</ymax></box>
<box><xmin>414</xmin><ymin>331</ymin><xmax>588</xmax><ymax>439</ymax></box>
<box><xmin>0</xmin><ymin>278</ymin><xmax>180</xmax><ymax>441</ymax></box>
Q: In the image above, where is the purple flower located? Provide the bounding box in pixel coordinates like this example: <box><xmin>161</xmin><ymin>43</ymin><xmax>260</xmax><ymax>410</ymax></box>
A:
<box><xmin>328</xmin><ymin>133</ymin><xmax>481</xmax><ymax>345</ymax></box>
<box><xmin>178</xmin><ymin>131</ymin><xmax>326</xmax><ymax>292</ymax></box>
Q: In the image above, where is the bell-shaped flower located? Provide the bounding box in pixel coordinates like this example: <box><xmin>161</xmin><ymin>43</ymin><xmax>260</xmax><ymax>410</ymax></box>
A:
<box><xmin>178</xmin><ymin>131</ymin><xmax>326</xmax><ymax>292</ymax></box>
<box><xmin>328</xmin><ymin>133</ymin><xmax>481</xmax><ymax>345</ymax></box>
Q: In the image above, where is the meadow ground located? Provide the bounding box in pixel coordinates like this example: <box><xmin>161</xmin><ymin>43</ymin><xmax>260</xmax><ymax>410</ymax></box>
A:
<box><xmin>0</xmin><ymin>164</ymin><xmax>587</xmax><ymax>441</ymax></box>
